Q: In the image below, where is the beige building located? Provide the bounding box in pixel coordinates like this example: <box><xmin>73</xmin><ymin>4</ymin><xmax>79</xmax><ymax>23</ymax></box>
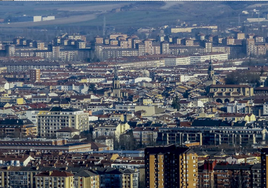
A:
<box><xmin>209</xmin><ymin>85</ymin><xmax>254</xmax><ymax>103</ymax></box>
<box><xmin>37</xmin><ymin>107</ymin><xmax>89</xmax><ymax>138</ymax></box>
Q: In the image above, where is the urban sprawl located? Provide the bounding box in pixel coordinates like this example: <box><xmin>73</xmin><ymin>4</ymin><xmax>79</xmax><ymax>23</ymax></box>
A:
<box><xmin>1</xmin><ymin>22</ymin><xmax>268</xmax><ymax>188</ymax></box>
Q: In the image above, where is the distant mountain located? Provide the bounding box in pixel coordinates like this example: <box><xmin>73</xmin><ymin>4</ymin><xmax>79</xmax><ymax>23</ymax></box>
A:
<box><xmin>222</xmin><ymin>1</ymin><xmax>258</xmax><ymax>10</ymax></box>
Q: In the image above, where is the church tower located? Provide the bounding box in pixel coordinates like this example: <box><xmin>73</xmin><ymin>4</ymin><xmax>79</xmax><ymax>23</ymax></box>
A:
<box><xmin>208</xmin><ymin>59</ymin><xmax>216</xmax><ymax>85</ymax></box>
<box><xmin>113</xmin><ymin>66</ymin><xmax>121</xmax><ymax>98</ymax></box>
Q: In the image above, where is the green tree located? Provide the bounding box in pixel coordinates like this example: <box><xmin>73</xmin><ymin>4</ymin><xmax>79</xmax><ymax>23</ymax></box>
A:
<box><xmin>171</xmin><ymin>96</ymin><xmax>180</xmax><ymax>111</ymax></box>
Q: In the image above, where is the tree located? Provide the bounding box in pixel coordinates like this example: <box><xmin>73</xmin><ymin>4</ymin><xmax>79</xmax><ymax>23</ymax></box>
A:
<box><xmin>88</xmin><ymin>83</ymin><xmax>96</xmax><ymax>93</ymax></box>
<box><xmin>183</xmin><ymin>90</ymin><xmax>190</xmax><ymax>99</ymax></box>
<box><xmin>225</xmin><ymin>71</ymin><xmax>260</xmax><ymax>85</ymax></box>
<box><xmin>118</xmin><ymin>131</ymin><xmax>137</xmax><ymax>150</ymax></box>
<box><xmin>264</xmin><ymin>77</ymin><xmax>268</xmax><ymax>87</ymax></box>
<box><xmin>171</xmin><ymin>96</ymin><xmax>180</xmax><ymax>111</ymax></box>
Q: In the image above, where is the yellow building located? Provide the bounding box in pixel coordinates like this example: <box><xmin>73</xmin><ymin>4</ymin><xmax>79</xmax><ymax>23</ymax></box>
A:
<box><xmin>110</xmin><ymin>113</ymin><xmax>125</xmax><ymax>122</ymax></box>
<box><xmin>115</xmin><ymin>122</ymin><xmax>130</xmax><ymax>140</ymax></box>
<box><xmin>145</xmin><ymin>145</ymin><xmax>198</xmax><ymax>188</ymax></box>
<box><xmin>74</xmin><ymin>170</ymin><xmax>100</xmax><ymax>188</ymax></box>
<box><xmin>142</xmin><ymin>98</ymin><xmax>153</xmax><ymax>105</ymax></box>
<box><xmin>209</xmin><ymin>85</ymin><xmax>254</xmax><ymax>103</ymax></box>
<box><xmin>16</xmin><ymin>98</ymin><xmax>25</xmax><ymax>105</ymax></box>
<box><xmin>0</xmin><ymin>97</ymin><xmax>25</xmax><ymax>105</ymax></box>
<box><xmin>35</xmin><ymin>170</ymin><xmax>74</xmax><ymax>188</ymax></box>
<box><xmin>218</xmin><ymin>113</ymin><xmax>256</xmax><ymax>123</ymax></box>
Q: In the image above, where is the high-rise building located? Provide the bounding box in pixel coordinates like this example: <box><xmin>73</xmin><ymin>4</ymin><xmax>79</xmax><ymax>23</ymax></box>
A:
<box><xmin>29</xmin><ymin>69</ymin><xmax>41</xmax><ymax>82</ymax></box>
<box><xmin>261</xmin><ymin>148</ymin><xmax>268</xmax><ymax>187</ymax></box>
<box><xmin>145</xmin><ymin>145</ymin><xmax>198</xmax><ymax>188</ymax></box>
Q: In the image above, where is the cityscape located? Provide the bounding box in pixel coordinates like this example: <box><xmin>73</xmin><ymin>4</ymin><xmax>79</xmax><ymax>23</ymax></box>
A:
<box><xmin>1</xmin><ymin>1</ymin><xmax>268</xmax><ymax>188</ymax></box>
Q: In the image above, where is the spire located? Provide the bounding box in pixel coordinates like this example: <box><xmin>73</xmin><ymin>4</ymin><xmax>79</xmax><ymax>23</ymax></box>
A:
<box><xmin>208</xmin><ymin>57</ymin><xmax>215</xmax><ymax>84</ymax></box>
<box><xmin>114</xmin><ymin>66</ymin><xmax>118</xmax><ymax>80</ymax></box>
<box><xmin>208</xmin><ymin>57</ymin><xmax>213</xmax><ymax>71</ymax></box>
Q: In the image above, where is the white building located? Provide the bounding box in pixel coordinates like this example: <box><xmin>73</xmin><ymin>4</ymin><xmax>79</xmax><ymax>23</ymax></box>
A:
<box><xmin>227</xmin><ymin>101</ymin><xmax>247</xmax><ymax>114</ymax></box>
<box><xmin>190</xmin><ymin>53</ymin><xmax>228</xmax><ymax>64</ymax></box>
<box><xmin>164</xmin><ymin>56</ymin><xmax>191</xmax><ymax>66</ymax></box>
<box><xmin>33</xmin><ymin>16</ymin><xmax>55</xmax><ymax>22</ymax></box>
<box><xmin>33</xmin><ymin>16</ymin><xmax>42</xmax><ymax>22</ymax></box>
<box><xmin>133</xmin><ymin>77</ymin><xmax>152</xmax><ymax>83</ymax></box>
<box><xmin>42</xmin><ymin>16</ymin><xmax>55</xmax><ymax>21</ymax></box>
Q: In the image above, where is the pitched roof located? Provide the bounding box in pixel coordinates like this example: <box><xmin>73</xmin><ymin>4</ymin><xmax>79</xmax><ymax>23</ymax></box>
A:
<box><xmin>90</xmin><ymin>142</ymin><xmax>108</xmax><ymax>149</ymax></box>
<box><xmin>36</xmin><ymin>170</ymin><xmax>73</xmax><ymax>177</ymax></box>
<box><xmin>56</xmin><ymin>127</ymin><xmax>79</xmax><ymax>133</ymax></box>
<box><xmin>74</xmin><ymin>170</ymin><xmax>98</xmax><ymax>177</ymax></box>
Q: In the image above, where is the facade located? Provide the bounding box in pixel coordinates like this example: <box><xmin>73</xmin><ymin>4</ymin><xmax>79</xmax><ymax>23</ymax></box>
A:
<box><xmin>213</xmin><ymin>164</ymin><xmax>252</xmax><ymax>188</ymax></box>
<box><xmin>95</xmin><ymin>136</ymin><xmax>114</xmax><ymax>150</ymax></box>
<box><xmin>209</xmin><ymin>85</ymin><xmax>254</xmax><ymax>103</ymax></box>
<box><xmin>96</xmin><ymin>168</ymin><xmax>138</xmax><ymax>188</ymax></box>
<box><xmin>29</xmin><ymin>69</ymin><xmax>41</xmax><ymax>82</ymax></box>
<box><xmin>56</xmin><ymin>127</ymin><xmax>80</xmax><ymax>139</ymax></box>
<box><xmin>0</xmin><ymin>166</ymin><xmax>100</xmax><ymax>188</ymax></box>
<box><xmin>164</xmin><ymin>56</ymin><xmax>191</xmax><ymax>66</ymax></box>
<box><xmin>0</xmin><ymin>118</ymin><xmax>37</xmax><ymax>138</ymax></box>
<box><xmin>145</xmin><ymin>145</ymin><xmax>198</xmax><ymax>188</ymax></box>
<box><xmin>261</xmin><ymin>148</ymin><xmax>268</xmax><ymax>188</ymax></box>
<box><xmin>190</xmin><ymin>53</ymin><xmax>228</xmax><ymax>64</ymax></box>
<box><xmin>0</xmin><ymin>138</ymin><xmax>92</xmax><ymax>153</ymax></box>
<box><xmin>37</xmin><ymin>107</ymin><xmax>89</xmax><ymax>138</ymax></box>
<box><xmin>35</xmin><ymin>170</ymin><xmax>74</xmax><ymax>188</ymax></box>
<box><xmin>74</xmin><ymin>170</ymin><xmax>100</xmax><ymax>188</ymax></box>
<box><xmin>133</xmin><ymin>127</ymin><xmax>158</xmax><ymax>146</ymax></box>
<box><xmin>157</xmin><ymin>126</ymin><xmax>266</xmax><ymax>146</ymax></box>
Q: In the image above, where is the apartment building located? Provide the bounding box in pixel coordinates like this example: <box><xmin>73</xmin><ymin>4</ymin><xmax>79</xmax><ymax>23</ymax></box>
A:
<box><xmin>29</xmin><ymin>69</ymin><xmax>41</xmax><ymax>82</ymax></box>
<box><xmin>261</xmin><ymin>148</ymin><xmax>268</xmax><ymax>188</ymax></box>
<box><xmin>190</xmin><ymin>53</ymin><xmax>228</xmax><ymax>64</ymax></box>
<box><xmin>213</xmin><ymin>164</ymin><xmax>252</xmax><ymax>188</ymax></box>
<box><xmin>0</xmin><ymin>138</ymin><xmax>92</xmax><ymax>153</ymax></box>
<box><xmin>145</xmin><ymin>145</ymin><xmax>198</xmax><ymax>188</ymax></box>
<box><xmin>0</xmin><ymin>166</ymin><xmax>100</xmax><ymax>188</ymax></box>
<box><xmin>35</xmin><ymin>170</ymin><xmax>74</xmax><ymax>188</ymax></box>
<box><xmin>74</xmin><ymin>170</ymin><xmax>100</xmax><ymax>188</ymax></box>
<box><xmin>0</xmin><ymin>118</ymin><xmax>37</xmax><ymax>138</ymax></box>
<box><xmin>37</xmin><ymin>107</ymin><xmax>89</xmax><ymax>138</ymax></box>
<box><xmin>157</xmin><ymin>125</ymin><xmax>266</xmax><ymax>146</ymax></box>
<box><xmin>96</xmin><ymin>168</ymin><xmax>138</xmax><ymax>188</ymax></box>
